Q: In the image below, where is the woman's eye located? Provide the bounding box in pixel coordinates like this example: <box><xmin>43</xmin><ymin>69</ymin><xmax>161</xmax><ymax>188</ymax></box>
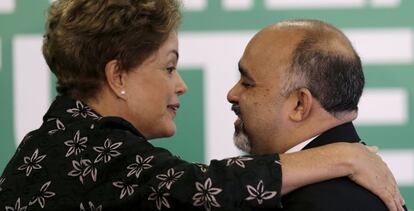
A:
<box><xmin>166</xmin><ymin>67</ymin><xmax>176</xmax><ymax>74</ymax></box>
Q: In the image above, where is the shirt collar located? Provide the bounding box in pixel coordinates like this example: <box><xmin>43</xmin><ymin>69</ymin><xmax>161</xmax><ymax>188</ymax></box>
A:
<box><xmin>43</xmin><ymin>95</ymin><xmax>146</xmax><ymax>138</ymax></box>
<box><xmin>285</xmin><ymin>136</ymin><xmax>318</xmax><ymax>153</ymax></box>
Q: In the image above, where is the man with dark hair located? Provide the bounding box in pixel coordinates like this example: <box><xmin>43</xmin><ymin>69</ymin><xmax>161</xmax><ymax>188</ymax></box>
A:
<box><xmin>227</xmin><ymin>19</ymin><xmax>407</xmax><ymax>210</ymax></box>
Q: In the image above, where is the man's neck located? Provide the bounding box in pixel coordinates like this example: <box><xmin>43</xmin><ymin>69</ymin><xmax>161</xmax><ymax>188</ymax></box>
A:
<box><xmin>282</xmin><ymin>110</ymin><xmax>357</xmax><ymax>153</ymax></box>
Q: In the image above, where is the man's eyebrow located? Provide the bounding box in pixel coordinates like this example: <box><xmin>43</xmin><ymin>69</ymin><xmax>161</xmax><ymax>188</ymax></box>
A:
<box><xmin>238</xmin><ymin>62</ymin><xmax>253</xmax><ymax>80</ymax></box>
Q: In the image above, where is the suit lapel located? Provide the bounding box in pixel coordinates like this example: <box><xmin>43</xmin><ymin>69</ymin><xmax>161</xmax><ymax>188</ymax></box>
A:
<box><xmin>302</xmin><ymin>122</ymin><xmax>361</xmax><ymax>150</ymax></box>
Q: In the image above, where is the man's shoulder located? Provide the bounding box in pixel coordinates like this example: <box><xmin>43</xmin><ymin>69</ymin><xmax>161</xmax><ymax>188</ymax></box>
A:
<box><xmin>282</xmin><ymin>122</ymin><xmax>387</xmax><ymax>211</ymax></box>
<box><xmin>281</xmin><ymin>177</ymin><xmax>387</xmax><ymax>211</ymax></box>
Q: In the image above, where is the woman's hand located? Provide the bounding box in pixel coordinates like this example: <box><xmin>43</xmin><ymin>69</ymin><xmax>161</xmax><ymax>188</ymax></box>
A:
<box><xmin>347</xmin><ymin>144</ymin><xmax>405</xmax><ymax>211</ymax></box>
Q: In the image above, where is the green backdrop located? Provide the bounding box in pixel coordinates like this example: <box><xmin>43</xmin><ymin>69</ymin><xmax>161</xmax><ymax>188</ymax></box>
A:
<box><xmin>1</xmin><ymin>0</ymin><xmax>413</xmax><ymax>206</ymax></box>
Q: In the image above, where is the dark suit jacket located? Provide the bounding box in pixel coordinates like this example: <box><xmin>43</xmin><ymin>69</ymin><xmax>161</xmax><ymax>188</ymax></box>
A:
<box><xmin>281</xmin><ymin>122</ymin><xmax>388</xmax><ymax>211</ymax></box>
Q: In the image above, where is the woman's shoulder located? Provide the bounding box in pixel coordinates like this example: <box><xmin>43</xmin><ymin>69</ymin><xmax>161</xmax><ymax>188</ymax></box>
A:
<box><xmin>95</xmin><ymin>116</ymin><xmax>146</xmax><ymax>140</ymax></box>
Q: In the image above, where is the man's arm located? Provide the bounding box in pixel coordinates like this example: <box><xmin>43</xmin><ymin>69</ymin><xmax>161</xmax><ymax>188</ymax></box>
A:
<box><xmin>280</xmin><ymin>142</ymin><xmax>405</xmax><ymax>211</ymax></box>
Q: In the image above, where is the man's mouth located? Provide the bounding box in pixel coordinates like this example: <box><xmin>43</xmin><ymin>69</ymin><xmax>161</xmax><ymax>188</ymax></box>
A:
<box><xmin>231</xmin><ymin>104</ymin><xmax>241</xmax><ymax>116</ymax></box>
<box><xmin>231</xmin><ymin>104</ymin><xmax>243</xmax><ymax>132</ymax></box>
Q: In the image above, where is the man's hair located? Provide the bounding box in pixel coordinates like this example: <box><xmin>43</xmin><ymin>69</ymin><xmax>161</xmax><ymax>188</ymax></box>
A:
<box><xmin>43</xmin><ymin>0</ymin><xmax>181</xmax><ymax>100</ymax></box>
<box><xmin>280</xmin><ymin>19</ymin><xmax>365</xmax><ymax>115</ymax></box>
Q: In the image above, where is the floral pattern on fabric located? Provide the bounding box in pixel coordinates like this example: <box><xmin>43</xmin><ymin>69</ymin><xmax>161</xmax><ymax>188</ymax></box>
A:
<box><xmin>17</xmin><ymin>149</ymin><xmax>46</xmax><ymax>176</ymax></box>
<box><xmin>112</xmin><ymin>181</ymin><xmax>139</xmax><ymax>199</ymax></box>
<box><xmin>79</xmin><ymin>201</ymin><xmax>102</xmax><ymax>211</ymax></box>
<box><xmin>28</xmin><ymin>181</ymin><xmax>55</xmax><ymax>208</ymax></box>
<box><xmin>156</xmin><ymin>168</ymin><xmax>184</xmax><ymax>189</ymax></box>
<box><xmin>148</xmin><ymin>187</ymin><xmax>171</xmax><ymax>210</ymax></box>
<box><xmin>68</xmin><ymin>159</ymin><xmax>97</xmax><ymax>184</ymax></box>
<box><xmin>47</xmin><ymin>118</ymin><xmax>66</xmax><ymax>135</ymax></box>
<box><xmin>0</xmin><ymin>96</ymin><xmax>282</xmax><ymax>210</ymax></box>
<box><xmin>226</xmin><ymin>156</ymin><xmax>253</xmax><ymax>168</ymax></box>
<box><xmin>93</xmin><ymin>138</ymin><xmax>122</xmax><ymax>163</ymax></box>
<box><xmin>245</xmin><ymin>180</ymin><xmax>278</xmax><ymax>205</ymax></box>
<box><xmin>66</xmin><ymin>101</ymin><xmax>99</xmax><ymax>119</ymax></box>
<box><xmin>64</xmin><ymin>130</ymin><xmax>88</xmax><ymax>157</ymax></box>
<box><xmin>192</xmin><ymin>178</ymin><xmax>222</xmax><ymax>211</ymax></box>
<box><xmin>5</xmin><ymin>198</ymin><xmax>27</xmax><ymax>211</ymax></box>
<box><xmin>126</xmin><ymin>155</ymin><xmax>154</xmax><ymax>179</ymax></box>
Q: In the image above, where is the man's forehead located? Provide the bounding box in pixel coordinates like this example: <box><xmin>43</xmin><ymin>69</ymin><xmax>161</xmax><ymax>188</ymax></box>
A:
<box><xmin>244</xmin><ymin>29</ymin><xmax>302</xmax><ymax>61</ymax></box>
<box><xmin>244</xmin><ymin>31</ymin><xmax>301</xmax><ymax>67</ymax></box>
<box><xmin>238</xmin><ymin>53</ymin><xmax>287</xmax><ymax>82</ymax></box>
<box><xmin>238</xmin><ymin>30</ymin><xmax>303</xmax><ymax>82</ymax></box>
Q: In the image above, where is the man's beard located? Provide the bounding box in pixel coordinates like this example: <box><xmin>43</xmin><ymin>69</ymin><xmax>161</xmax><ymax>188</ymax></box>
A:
<box><xmin>233</xmin><ymin>119</ymin><xmax>252</xmax><ymax>153</ymax></box>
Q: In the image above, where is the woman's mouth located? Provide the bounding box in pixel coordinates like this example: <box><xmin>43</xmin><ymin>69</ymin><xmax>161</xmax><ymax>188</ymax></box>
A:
<box><xmin>167</xmin><ymin>104</ymin><xmax>180</xmax><ymax>116</ymax></box>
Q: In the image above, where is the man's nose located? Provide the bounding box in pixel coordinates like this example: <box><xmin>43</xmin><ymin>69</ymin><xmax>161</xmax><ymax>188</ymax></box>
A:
<box><xmin>227</xmin><ymin>82</ymin><xmax>240</xmax><ymax>104</ymax></box>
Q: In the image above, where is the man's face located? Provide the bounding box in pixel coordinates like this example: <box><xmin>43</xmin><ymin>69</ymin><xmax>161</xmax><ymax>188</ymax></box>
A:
<box><xmin>227</xmin><ymin>28</ymin><xmax>303</xmax><ymax>154</ymax></box>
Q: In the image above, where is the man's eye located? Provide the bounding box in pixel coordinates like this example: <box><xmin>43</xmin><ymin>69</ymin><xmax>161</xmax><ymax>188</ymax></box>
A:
<box><xmin>241</xmin><ymin>82</ymin><xmax>253</xmax><ymax>88</ymax></box>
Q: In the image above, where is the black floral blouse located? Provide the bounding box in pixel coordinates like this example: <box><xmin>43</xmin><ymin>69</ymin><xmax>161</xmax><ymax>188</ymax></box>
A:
<box><xmin>0</xmin><ymin>96</ymin><xmax>282</xmax><ymax>210</ymax></box>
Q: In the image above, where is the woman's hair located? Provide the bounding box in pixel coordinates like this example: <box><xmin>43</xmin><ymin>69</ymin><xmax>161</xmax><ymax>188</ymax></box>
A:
<box><xmin>43</xmin><ymin>0</ymin><xmax>181</xmax><ymax>100</ymax></box>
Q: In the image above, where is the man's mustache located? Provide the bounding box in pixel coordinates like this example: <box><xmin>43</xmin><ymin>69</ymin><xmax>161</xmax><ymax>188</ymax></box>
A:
<box><xmin>231</xmin><ymin>104</ymin><xmax>241</xmax><ymax>116</ymax></box>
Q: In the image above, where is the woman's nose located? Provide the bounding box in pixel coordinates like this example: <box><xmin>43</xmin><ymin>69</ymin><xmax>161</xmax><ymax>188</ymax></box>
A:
<box><xmin>175</xmin><ymin>72</ymin><xmax>188</xmax><ymax>95</ymax></box>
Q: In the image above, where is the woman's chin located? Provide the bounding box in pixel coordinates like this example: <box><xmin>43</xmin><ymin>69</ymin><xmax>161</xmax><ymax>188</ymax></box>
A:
<box><xmin>149</xmin><ymin>124</ymin><xmax>176</xmax><ymax>140</ymax></box>
<box><xmin>165</xmin><ymin>125</ymin><xmax>177</xmax><ymax>137</ymax></box>
<box><xmin>162</xmin><ymin>129</ymin><xmax>176</xmax><ymax>138</ymax></box>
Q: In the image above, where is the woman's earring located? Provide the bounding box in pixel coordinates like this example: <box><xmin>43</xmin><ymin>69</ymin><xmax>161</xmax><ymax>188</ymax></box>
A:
<box><xmin>120</xmin><ymin>90</ymin><xmax>126</xmax><ymax>95</ymax></box>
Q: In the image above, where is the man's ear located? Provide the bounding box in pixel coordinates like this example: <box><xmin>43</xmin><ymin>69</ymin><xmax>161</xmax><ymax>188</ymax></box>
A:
<box><xmin>105</xmin><ymin>60</ymin><xmax>127</xmax><ymax>100</ymax></box>
<box><xmin>289</xmin><ymin>88</ymin><xmax>313</xmax><ymax>122</ymax></box>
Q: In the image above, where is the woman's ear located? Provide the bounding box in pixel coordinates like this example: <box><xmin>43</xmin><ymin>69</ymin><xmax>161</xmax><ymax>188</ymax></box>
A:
<box><xmin>289</xmin><ymin>88</ymin><xmax>313</xmax><ymax>122</ymax></box>
<box><xmin>105</xmin><ymin>60</ymin><xmax>127</xmax><ymax>100</ymax></box>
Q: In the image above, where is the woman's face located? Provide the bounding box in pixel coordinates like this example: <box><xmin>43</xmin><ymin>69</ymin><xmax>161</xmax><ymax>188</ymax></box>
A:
<box><xmin>124</xmin><ymin>32</ymin><xmax>187</xmax><ymax>139</ymax></box>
